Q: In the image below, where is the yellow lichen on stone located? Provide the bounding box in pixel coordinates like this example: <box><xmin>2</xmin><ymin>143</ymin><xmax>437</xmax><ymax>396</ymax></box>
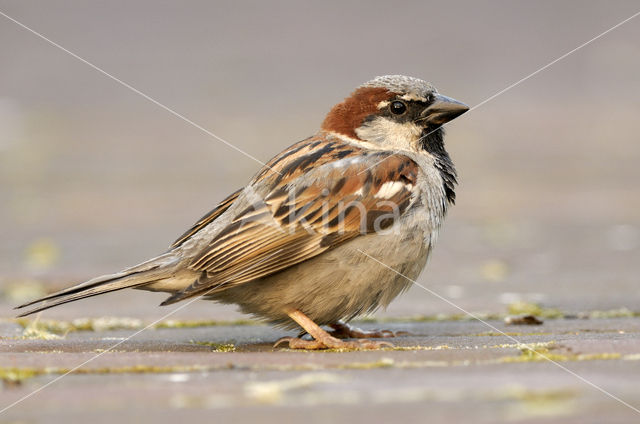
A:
<box><xmin>189</xmin><ymin>340</ymin><xmax>236</xmax><ymax>352</ymax></box>
<box><xmin>20</xmin><ymin>318</ymin><xmax>64</xmax><ymax>340</ymax></box>
<box><xmin>507</xmin><ymin>301</ymin><xmax>563</xmax><ymax>318</ymax></box>
<box><xmin>12</xmin><ymin>317</ymin><xmax>260</xmax><ymax>334</ymax></box>
<box><xmin>500</xmin><ymin>346</ymin><xmax>622</xmax><ymax>363</ymax></box>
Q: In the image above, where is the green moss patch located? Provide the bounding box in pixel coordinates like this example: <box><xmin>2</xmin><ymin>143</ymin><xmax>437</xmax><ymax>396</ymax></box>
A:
<box><xmin>500</xmin><ymin>346</ymin><xmax>622</xmax><ymax>363</ymax></box>
<box><xmin>9</xmin><ymin>317</ymin><xmax>260</xmax><ymax>336</ymax></box>
<box><xmin>189</xmin><ymin>340</ymin><xmax>236</xmax><ymax>352</ymax></box>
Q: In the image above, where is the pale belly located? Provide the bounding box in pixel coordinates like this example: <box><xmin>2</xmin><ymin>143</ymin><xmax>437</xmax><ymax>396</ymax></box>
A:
<box><xmin>207</xmin><ymin>227</ymin><xmax>432</xmax><ymax>329</ymax></box>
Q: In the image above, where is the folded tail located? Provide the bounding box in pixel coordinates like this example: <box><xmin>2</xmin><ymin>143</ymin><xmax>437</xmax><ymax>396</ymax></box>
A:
<box><xmin>15</xmin><ymin>253</ymin><xmax>179</xmax><ymax>317</ymax></box>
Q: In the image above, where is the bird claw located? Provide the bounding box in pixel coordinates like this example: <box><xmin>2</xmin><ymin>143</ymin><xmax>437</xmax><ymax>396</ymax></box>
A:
<box><xmin>329</xmin><ymin>321</ymin><xmax>411</xmax><ymax>339</ymax></box>
<box><xmin>274</xmin><ymin>335</ymin><xmax>392</xmax><ymax>350</ymax></box>
<box><xmin>274</xmin><ymin>336</ymin><xmax>324</xmax><ymax>349</ymax></box>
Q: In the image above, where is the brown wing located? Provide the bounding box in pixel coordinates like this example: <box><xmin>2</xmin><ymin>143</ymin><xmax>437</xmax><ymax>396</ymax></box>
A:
<box><xmin>170</xmin><ymin>189</ymin><xmax>241</xmax><ymax>248</ymax></box>
<box><xmin>161</xmin><ymin>149</ymin><xmax>419</xmax><ymax>306</ymax></box>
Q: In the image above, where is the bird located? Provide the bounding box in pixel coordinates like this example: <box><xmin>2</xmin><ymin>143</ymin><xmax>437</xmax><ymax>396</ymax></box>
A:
<box><xmin>16</xmin><ymin>75</ymin><xmax>469</xmax><ymax>350</ymax></box>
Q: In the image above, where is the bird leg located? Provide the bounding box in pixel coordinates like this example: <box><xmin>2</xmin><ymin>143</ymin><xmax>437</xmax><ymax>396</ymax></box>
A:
<box><xmin>328</xmin><ymin>320</ymin><xmax>410</xmax><ymax>339</ymax></box>
<box><xmin>274</xmin><ymin>310</ymin><xmax>393</xmax><ymax>350</ymax></box>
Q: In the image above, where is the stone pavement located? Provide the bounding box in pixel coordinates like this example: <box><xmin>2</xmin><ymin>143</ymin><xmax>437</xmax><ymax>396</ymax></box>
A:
<box><xmin>1</xmin><ymin>304</ymin><xmax>639</xmax><ymax>423</ymax></box>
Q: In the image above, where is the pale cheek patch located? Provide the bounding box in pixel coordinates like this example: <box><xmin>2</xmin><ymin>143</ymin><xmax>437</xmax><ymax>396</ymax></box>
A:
<box><xmin>355</xmin><ymin>117</ymin><xmax>422</xmax><ymax>151</ymax></box>
<box><xmin>375</xmin><ymin>181</ymin><xmax>406</xmax><ymax>199</ymax></box>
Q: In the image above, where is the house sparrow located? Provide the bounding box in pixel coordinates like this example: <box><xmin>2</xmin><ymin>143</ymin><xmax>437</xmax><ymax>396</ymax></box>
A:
<box><xmin>16</xmin><ymin>75</ymin><xmax>468</xmax><ymax>350</ymax></box>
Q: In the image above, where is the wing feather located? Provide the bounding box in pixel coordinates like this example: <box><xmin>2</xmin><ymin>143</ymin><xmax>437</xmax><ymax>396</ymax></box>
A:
<box><xmin>170</xmin><ymin>189</ymin><xmax>241</xmax><ymax>248</ymax></box>
<box><xmin>161</xmin><ymin>141</ymin><xmax>420</xmax><ymax>305</ymax></box>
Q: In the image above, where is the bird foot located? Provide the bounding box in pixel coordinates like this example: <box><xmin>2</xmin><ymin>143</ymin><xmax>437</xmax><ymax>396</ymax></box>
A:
<box><xmin>274</xmin><ymin>335</ymin><xmax>392</xmax><ymax>350</ymax></box>
<box><xmin>274</xmin><ymin>310</ymin><xmax>394</xmax><ymax>350</ymax></box>
<box><xmin>328</xmin><ymin>321</ymin><xmax>411</xmax><ymax>339</ymax></box>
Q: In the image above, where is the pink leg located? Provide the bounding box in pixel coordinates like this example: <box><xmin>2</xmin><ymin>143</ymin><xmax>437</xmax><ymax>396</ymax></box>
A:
<box><xmin>274</xmin><ymin>311</ymin><xmax>393</xmax><ymax>350</ymax></box>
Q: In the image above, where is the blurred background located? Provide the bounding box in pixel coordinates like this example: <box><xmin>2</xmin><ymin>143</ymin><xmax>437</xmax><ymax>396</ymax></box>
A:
<box><xmin>0</xmin><ymin>0</ymin><xmax>639</xmax><ymax>320</ymax></box>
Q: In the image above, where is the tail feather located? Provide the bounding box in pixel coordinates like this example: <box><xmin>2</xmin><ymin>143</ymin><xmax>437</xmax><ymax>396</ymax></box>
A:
<box><xmin>15</xmin><ymin>253</ymin><xmax>178</xmax><ymax>317</ymax></box>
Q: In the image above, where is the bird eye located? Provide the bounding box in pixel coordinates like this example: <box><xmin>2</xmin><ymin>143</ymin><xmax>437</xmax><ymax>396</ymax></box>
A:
<box><xmin>390</xmin><ymin>100</ymin><xmax>407</xmax><ymax>115</ymax></box>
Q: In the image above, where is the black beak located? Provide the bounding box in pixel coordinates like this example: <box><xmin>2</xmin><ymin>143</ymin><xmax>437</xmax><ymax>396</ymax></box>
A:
<box><xmin>421</xmin><ymin>94</ymin><xmax>469</xmax><ymax>126</ymax></box>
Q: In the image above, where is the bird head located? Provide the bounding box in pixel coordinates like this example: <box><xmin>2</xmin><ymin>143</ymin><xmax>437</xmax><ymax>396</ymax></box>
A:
<box><xmin>321</xmin><ymin>75</ymin><xmax>468</xmax><ymax>154</ymax></box>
